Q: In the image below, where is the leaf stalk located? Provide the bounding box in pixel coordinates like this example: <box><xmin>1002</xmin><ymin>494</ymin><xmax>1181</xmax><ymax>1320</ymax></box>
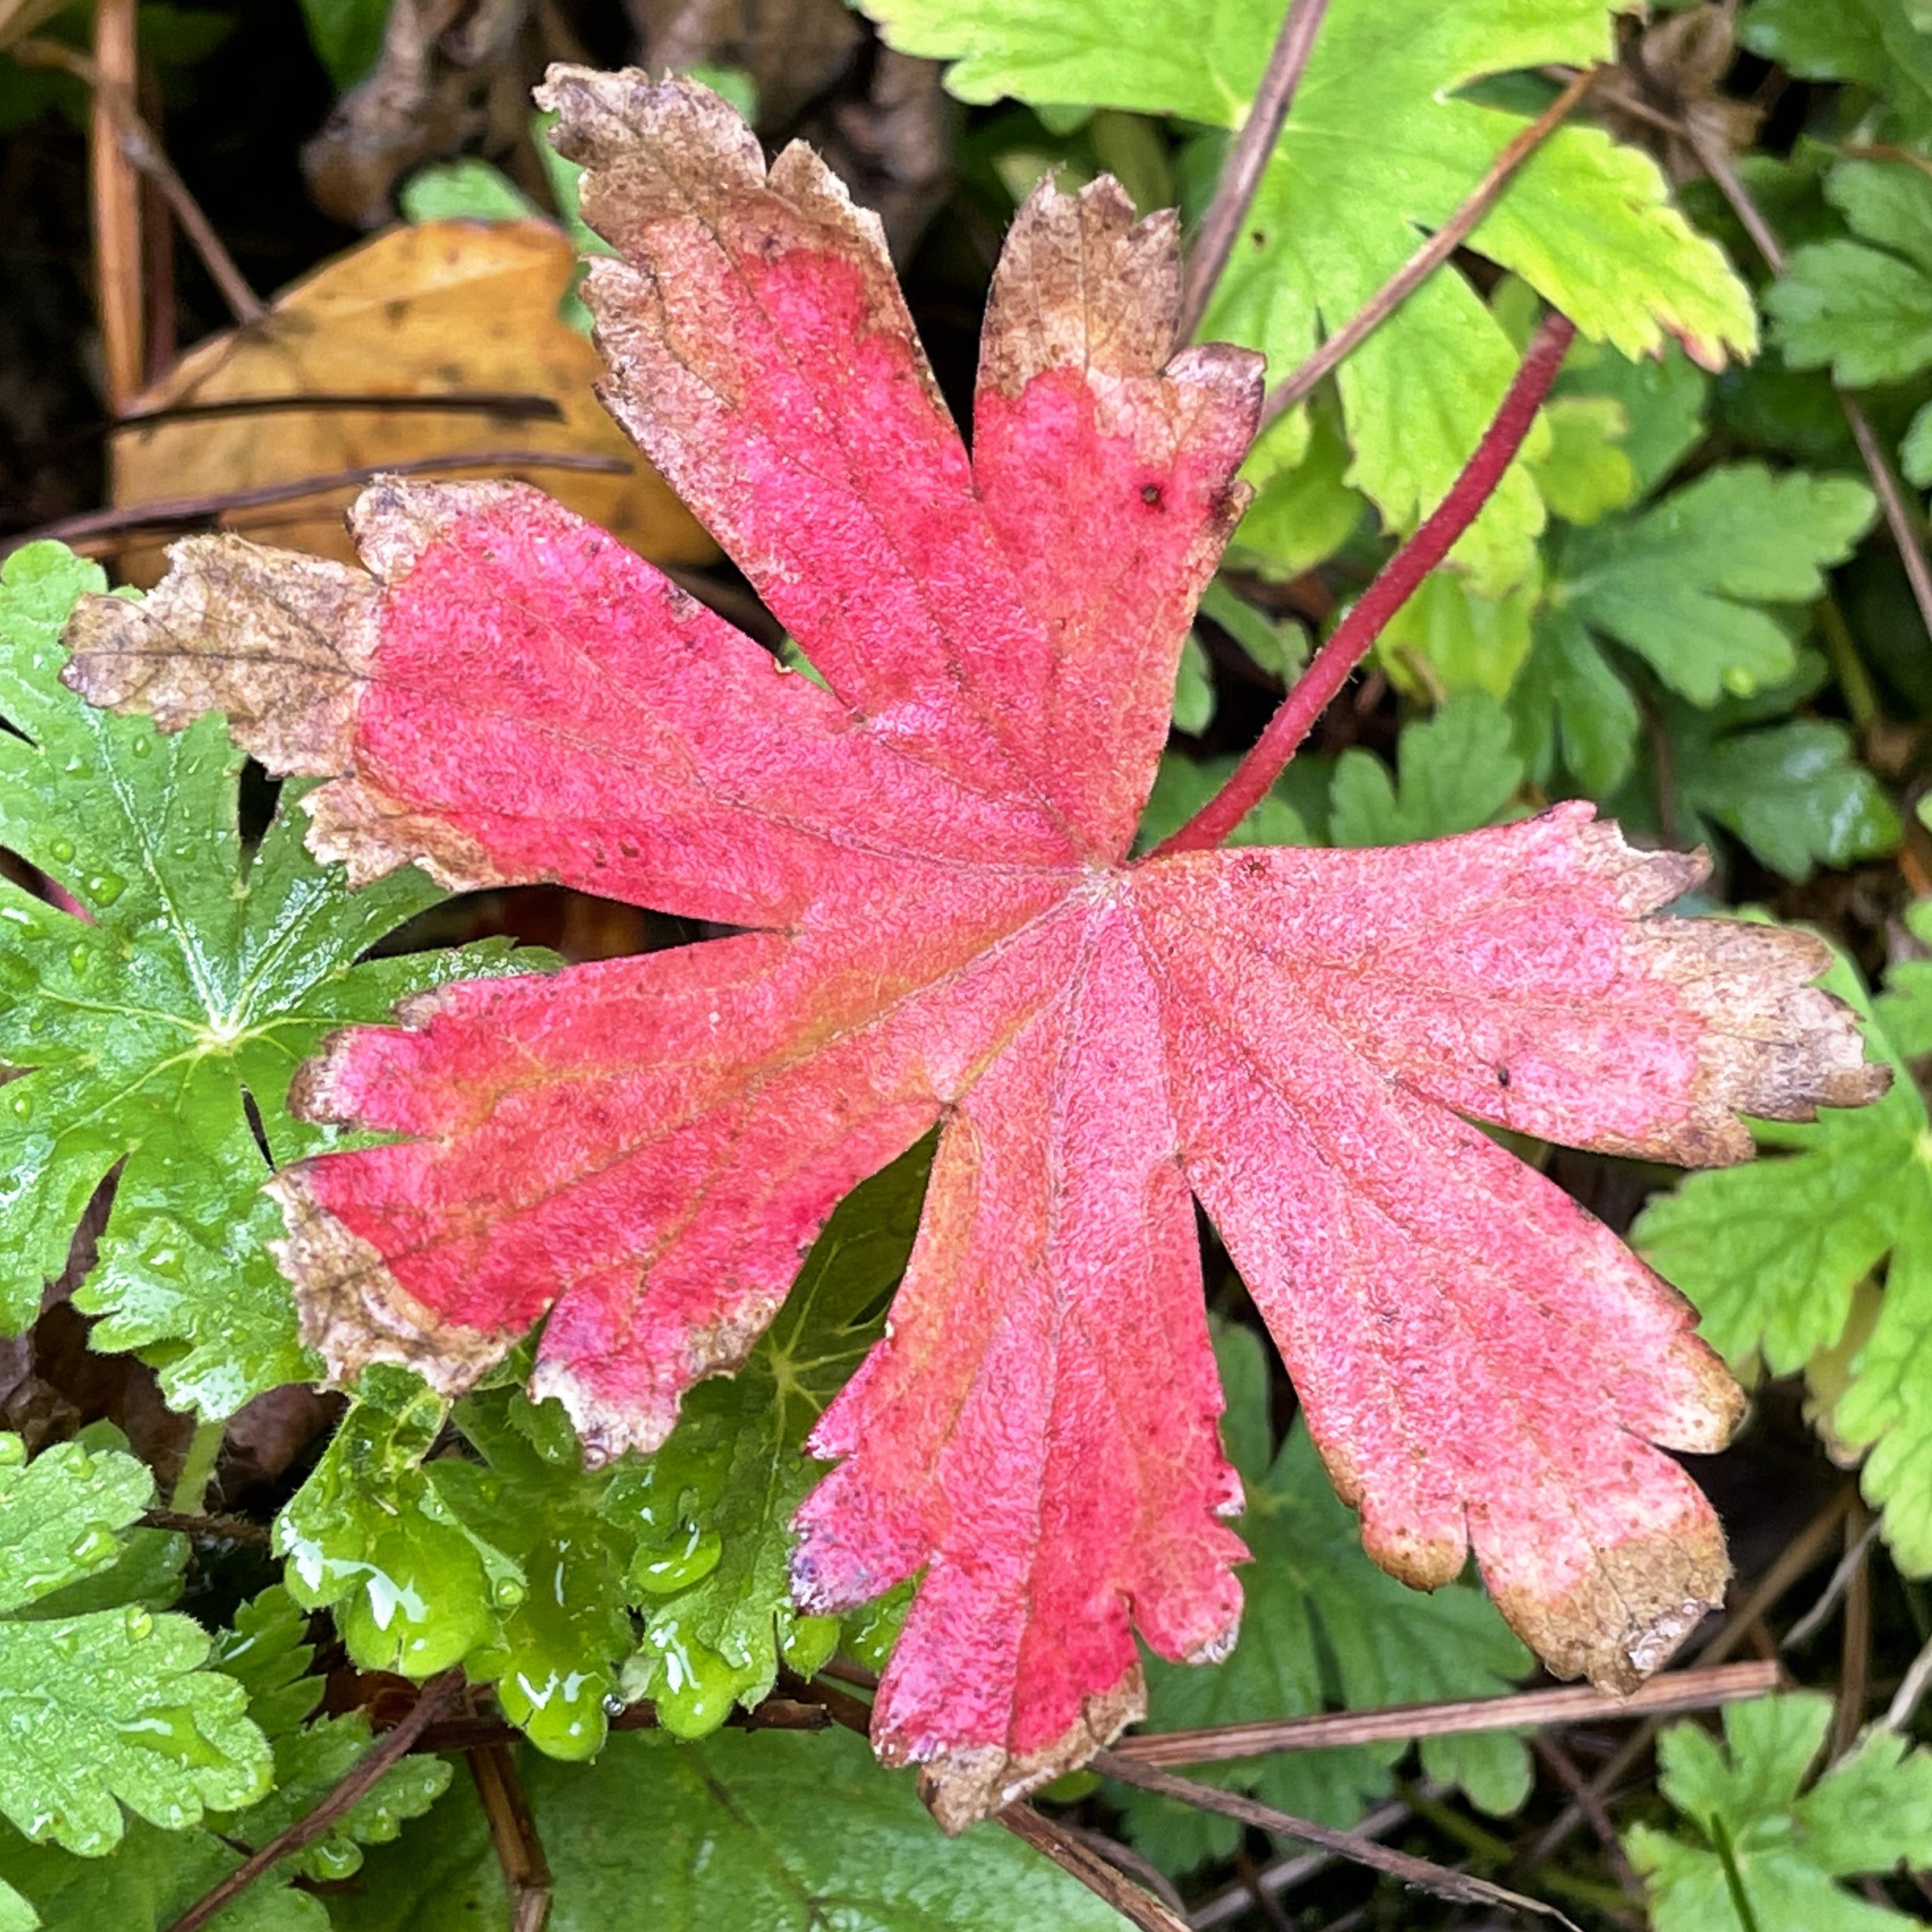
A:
<box><xmin>1155</xmin><ymin>309</ymin><xmax>1576</xmax><ymax>855</ymax></box>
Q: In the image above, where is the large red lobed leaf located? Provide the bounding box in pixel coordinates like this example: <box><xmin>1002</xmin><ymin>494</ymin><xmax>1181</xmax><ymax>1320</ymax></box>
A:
<box><xmin>64</xmin><ymin>69</ymin><xmax>1885</xmax><ymax>1829</ymax></box>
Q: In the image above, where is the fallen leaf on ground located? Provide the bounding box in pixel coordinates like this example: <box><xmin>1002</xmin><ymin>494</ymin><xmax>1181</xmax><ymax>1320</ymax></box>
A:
<box><xmin>65</xmin><ymin>70</ymin><xmax>1886</xmax><ymax>1831</ymax></box>
<box><xmin>110</xmin><ymin>218</ymin><xmax>714</xmax><ymax>583</ymax></box>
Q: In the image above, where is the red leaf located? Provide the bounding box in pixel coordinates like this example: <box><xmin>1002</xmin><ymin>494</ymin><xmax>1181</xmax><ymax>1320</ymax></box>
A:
<box><xmin>63</xmin><ymin>69</ymin><xmax>1887</xmax><ymax>1830</ymax></box>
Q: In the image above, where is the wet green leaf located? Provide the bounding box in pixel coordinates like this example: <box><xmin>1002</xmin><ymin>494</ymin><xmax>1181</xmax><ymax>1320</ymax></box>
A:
<box><xmin>0</xmin><ymin>543</ymin><xmax>515</xmax><ymax>1417</ymax></box>
<box><xmin>0</xmin><ymin>1434</ymin><xmax>270</xmax><ymax>1858</ymax></box>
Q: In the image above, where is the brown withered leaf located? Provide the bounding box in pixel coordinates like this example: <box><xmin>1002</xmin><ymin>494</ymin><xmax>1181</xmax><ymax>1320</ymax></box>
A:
<box><xmin>1597</xmin><ymin>2</ymin><xmax>1763</xmax><ymax>182</ymax></box>
<box><xmin>110</xmin><ymin>217</ymin><xmax>715</xmax><ymax>583</ymax></box>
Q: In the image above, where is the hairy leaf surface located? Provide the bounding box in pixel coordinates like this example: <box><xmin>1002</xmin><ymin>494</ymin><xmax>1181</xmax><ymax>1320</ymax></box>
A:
<box><xmin>66</xmin><ymin>72</ymin><xmax>1884</xmax><ymax>1826</ymax></box>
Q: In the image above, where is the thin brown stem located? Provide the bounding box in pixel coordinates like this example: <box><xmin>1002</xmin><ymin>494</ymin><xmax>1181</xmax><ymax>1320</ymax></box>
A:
<box><xmin>138</xmin><ymin>1509</ymin><xmax>271</xmax><ymax>1546</ymax></box>
<box><xmin>20</xmin><ymin>35</ymin><xmax>263</xmax><ymax>336</ymax></box>
<box><xmin>88</xmin><ymin>0</ymin><xmax>143</xmax><ymax>410</ymax></box>
<box><xmin>1157</xmin><ymin>311</ymin><xmax>1574</xmax><ymax>855</ymax></box>
<box><xmin>1092</xmin><ymin>1751</ymin><xmax>1581</xmax><ymax>1929</ymax></box>
<box><xmin>1532</xmin><ymin>1736</ymin><xmax>1642</xmax><ymax>1899</ymax></box>
<box><xmin>166</xmin><ymin>1669</ymin><xmax>464</xmax><ymax>1932</ymax></box>
<box><xmin>1686</xmin><ymin>122</ymin><xmax>1932</xmax><ymax>648</ymax></box>
<box><xmin>1259</xmin><ymin>66</ymin><xmax>1597</xmax><ymax>431</ymax></box>
<box><xmin>1188</xmin><ymin>1798</ymin><xmax>1414</xmax><ymax>1930</ymax></box>
<box><xmin>3</xmin><ymin>448</ymin><xmax>631</xmax><ymax>555</ymax></box>
<box><xmin>1112</xmin><ymin>1659</ymin><xmax>1779</xmax><ymax>1767</ymax></box>
<box><xmin>469</xmin><ymin>1737</ymin><xmax>553</xmax><ymax>1932</ymax></box>
<box><xmin>1001</xmin><ymin>1807</ymin><xmax>1192</xmax><ymax>1932</ymax></box>
<box><xmin>1177</xmin><ymin>0</ymin><xmax>1333</xmax><ymax>342</ymax></box>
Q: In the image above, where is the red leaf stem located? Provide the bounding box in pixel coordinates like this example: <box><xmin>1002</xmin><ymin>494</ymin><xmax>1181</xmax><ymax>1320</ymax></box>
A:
<box><xmin>1156</xmin><ymin>310</ymin><xmax>1576</xmax><ymax>857</ymax></box>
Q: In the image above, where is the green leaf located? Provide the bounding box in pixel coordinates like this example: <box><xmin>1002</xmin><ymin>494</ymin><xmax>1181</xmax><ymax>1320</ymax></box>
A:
<box><xmin>398</xmin><ymin>159</ymin><xmax>539</xmax><ymax>224</ymax></box>
<box><xmin>1228</xmin><ymin>405</ymin><xmax>1365</xmax><ymax>581</ymax></box>
<box><xmin>0</xmin><ymin>1433</ymin><xmax>270</xmax><ymax>1857</ymax></box>
<box><xmin>1672</xmin><ymin>714</ymin><xmax>1900</xmax><ymax>882</ymax></box>
<box><xmin>297</xmin><ymin>0</ymin><xmax>389</xmax><ymax>89</ymax></box>
<box><xmin>0</xmin><ymin>1818</ymin><xmax>318</xmax><ymax>1932</ymax></box>
<box><xmin>1555</xmin><ymin>464</ymin><xmax>1876</xmax><ymax>704</ymax></box>
<box><xmin>1626</xmin><ymin>1693</ymin><xmax>1932</xmax><ymax>1932</ymax></box>
<box><xmin>1172</xmin><ymin>634</ymin><xmax>1215</xmax><ymax>734</ymax></box>
<box><xmin>1743</xmin><ymin>0</ymin><xmax>1932</xmax><ymax>140</ymax></box>
<box><xmin>331</xmin><ymin>1727</ymin><xmax>1128</xmax><ymax>1931</ymax></box>
<box><xmin>212</xmin><ymin>1586</ymin><xmax>453</xmax><ymax>1880</ymax></box>
<box><xmin>1117</xmin><ymin>1327</ymin><xmax>1531</xmax><ymax>1875</ymax></box>
<box><xmin>1770</xmin><ymin>162</ymin><xmax>1932</xmax><ymax>387</ymax></box>
<box><xmin>614</xmin><ymin>1143</ymin><xmax>931</xmax><ymax>1736</ymax></box>
<box><xmin>1635</xmin><ymin>938</ymin><xmax>1932</xmax><ymax>1572</ymax></box>
<box><xmin>863</xmin><ymin>0</ymin><xmax>1753</xmax><ymax>592</ymax></box>
<box><xmin>0</xmin><ymin>543</ymin><xmax>504</xmax><ymax>1417</ymax></box>
<box><xmin>274</xmin><ymin>1367</ymin><xmax>525</xmax><ymax>1684</ymax></box>
<box><xmin>1509</xmin><ymin>606</ymin><xmax>1642</xmax><ymax>795</ymax></box>
<box><xmin>274</xmin><ymin>1151</ymin><xmax>931</xmax><ymax>1754</ymax></box>
<box><xmin>1327</xmin><ymin>694</ymin><xmax>1526</xmax><ymax>848</ymax></box>
<box><xmin>1377</xmin><ymin>568</ymin><xmax>1539</xmax><ymax>700</ymax></box>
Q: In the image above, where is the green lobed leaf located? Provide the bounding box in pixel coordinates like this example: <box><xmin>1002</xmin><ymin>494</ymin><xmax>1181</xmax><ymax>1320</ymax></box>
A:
<box><xmin>1743</xmin><ymin>0</ymin><xmax>1932</xmax><ymax>140</ymax></box>
<box><xmin>612</xmin><ymin>1141</ymin><xmax>931</xmax><ymax>1736</ymax></box>
<box><xmin>0</xmin><ymin>543</ymin><xmax>509</xmax><ymax>1418</ymax></box>
<box><xmin>1770</xmin><ymin>161</ymin><xmax>1932</xmax><ymax>387</ymax></box>
<box><xmin>1626</xmin><ymin>1692</ymin><xmax>1932</xmax><ymax>1931</ymax></box>
<box><xmin>0</xmin><ymin>1433</ymin><xmax>271</xmax><ymax>1859</ymax></box>
<box><xmin>1635</xmin><ymin>935</ymin><xmax>1932</xmax><ymax>1573</ymax></box>
<box><xmin>1555</xmin><ymin>464</ymin><xmax>1877</xmax><ymax>706</ymax></box>
<box><xmin>1116</xmin><ymin>1327</ymin><xmax>1531</xmax><ymax>1875</ymax></box>
<box><xmin>863</xmin><ymin>0</ymin><xmax>1753</xmax><ymax>593</ymax></box>
<box><xmin>1327</xmin><ymin>694</ymin><xmax>1527</xmax><ymax>848</ymax></box>
<box><xmin>1670</xmin><ymin>713</ymin><xmax>1901</xmax><ymax>882</ymax></box>
<box><xmin>331</xmin><ymin>1726</ymin><xmax>1127</xmax><ymax>1931</ymax></box>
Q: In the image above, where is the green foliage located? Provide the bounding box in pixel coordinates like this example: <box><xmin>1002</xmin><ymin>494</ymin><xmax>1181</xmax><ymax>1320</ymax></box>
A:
<box><xmin>0</xmin><ymin>546</ymin><xmax>506</xmax><ymax>1418</ymax></box>
<box><xmin>1743</xmin><ymin>0</ymin><xmax>1932</xmax><ymax>140</ymax></box>
<box><xmin>331</xmin><ymin>1726</ymin><xmax>1125</xmax><ymax>1931</ymax></box>
<box><xmin>0</xmin><ymin>1433</ymin><xmax>270</xmax><ymax>1863</ymax></box>
<box><xmin>1635</xmin><ymin>934</ymin><xmax>1932</xmax><ymax>1572</ymax></box>
<box><xmin>614</xmin><ymin>1143</ymin><xmax>927</xmax><ymax>1734</ymax></box>
<box><xmin>298</xmin><ymin>0</ymin><xmax>390</xmax><ymax>91</ymax></box>
<box><xmin>1115</xmin><ymin>1327</ymin><xmax>1531</xmax><ymax>1875</ymax></box>
<box><xmin>1626</xmin><ymin>1693</ymin><xmax>1932</xmax><ymax>1930</ymax></box>
<box><xmin>1654</xmin><ymin>665</ymin><xmax>1902</xmax><ymax>881</ymax></box>
<box><xmin>272</xmin><ymin>1151</ymin><xmax>926</xmax><ymax>1759</ymax></box>
<box><xmin>1327</xmin><ymin>694</ymin><xmax>1526</xmax><ymax>847</ymax></box>
<box><xmin>0</xmin><ymin>1571</ymin><xmax>453</xmax><ymax>1930</ymax></box>
<box><xmin>865</xmin><ymin>0</ymin><xmax>1754</xmax><ymax>591</ymax></box>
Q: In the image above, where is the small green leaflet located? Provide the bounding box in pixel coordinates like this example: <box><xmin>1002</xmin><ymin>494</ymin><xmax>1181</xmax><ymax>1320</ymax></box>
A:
<box><xmin>0</xmin><ymin>543</ymin><xmax>506</xmax><ymax>1418</ymax></box>
<box><xmin>0</xmin><ymin>1573</ymin><xmax>451</xmax><ymax>1932</ymax></box>
<box><xmin>1512</xmin><ymin>463</ymin><xmax>1876</xmax><ymax>799</ymax></box>
<box><xmin>330</xmin><ymin>1727</ymin><xmax>1125</xmax><ymax>1932</ymax></box>
<box><xmin>613</xmin><ymin>1141</ymin><xmax>928</xmax><ymax>1735</ymax></box>
<box><xmin>1327</xmin><ymin>694</ymin><xmax>1526</xmax><ymax>848</ymax></box>
<box><xmin>1116</xmin><ymin>1326</ymin><xmax>1531</xmax><ymax>1875</ymax></box>
<box><xmin>1635</xmin><ymin>933</ymin><xmax>1932</xmax><ymax>1573</ymax></box>
<box><xmin>1647</xmin><ymin>663</ymin><xmax>1902</xmax><ymax>884</ymax></box>
<box><xmin>1626</xmin><ymin>1693</ymin><xmax>1932</xmax><ymax>1932</ymax></box>
<box><xmin>273</xmin><ymin>1149</ymin><xmax>928</xmax><ymax>1757</ymax></box>
<box><xmin>1767</xmin><ymin>159</ymin><xmax>1932</xmax><ymax>481</ymax></box>
<box><xmin>1743</xmin><ymin>0</ymin><xmax>1932</xmax><ymax>141</ymax></box>
<box><xmin>863</xmin><ymin>0</ymin><xmax>1753</xmax><ymax>592</ymax></box>
<box><xmin>0</xmin><ymin>1432</ymin><xmax>270</xmax><ymax>1862</ymax></box>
